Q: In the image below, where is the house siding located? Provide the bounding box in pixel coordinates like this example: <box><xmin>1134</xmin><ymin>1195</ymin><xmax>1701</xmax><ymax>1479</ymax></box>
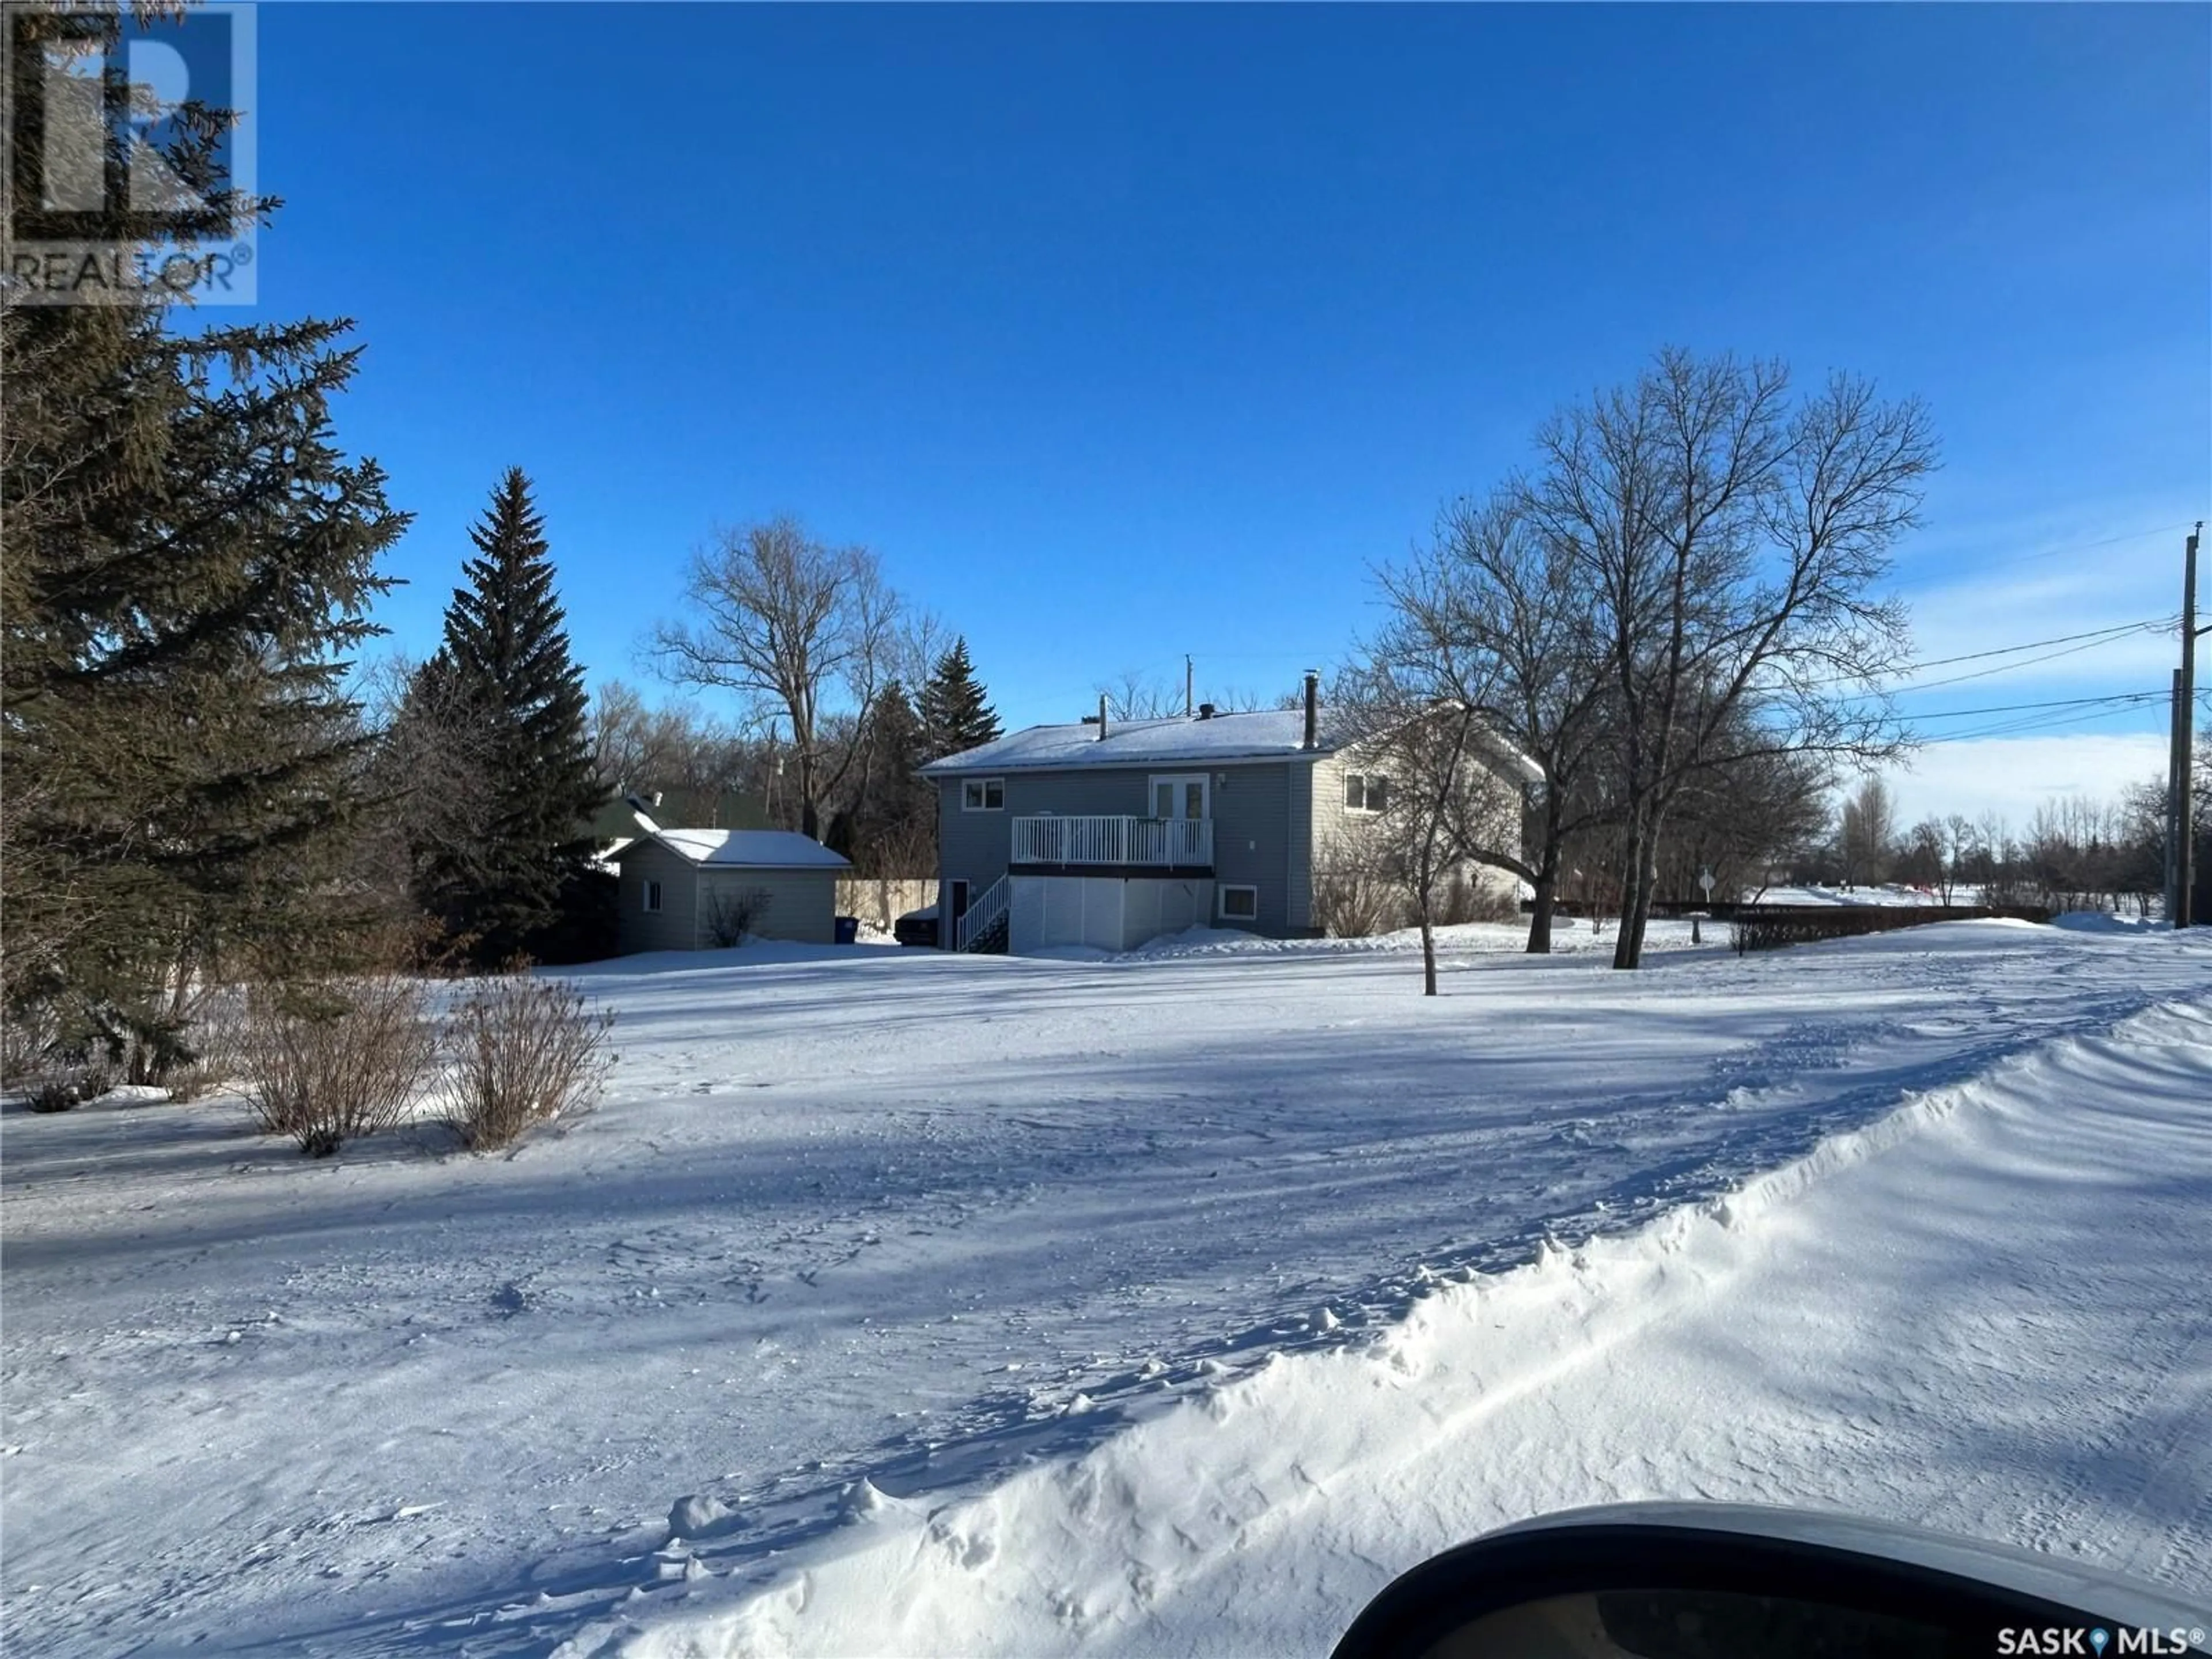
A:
<box><xmin>695</xmin><ymin>867</ymin><xmax>838</xmax><ymax>946</ymax></box>
<box><xmin>1306</xmin><ymin>740</ymin><xmax>1527</xmax><ymax>934</ymax></box>
<box><xmin>935</xmin><ymin>759</ymin><xmax>1307</xmax><ymax>941</ymax></box>
<box><xmin>1205</xmin><ymin>762</ymin><xmax>1293</xmax><ymax>935</ymax></box>
<box><xmin>938</xmin><ymin>767</ymin><xmax>1152</xmax><ymax>925</ymax></box>
<box><xmin>615</xmin><ymin>840</ymin><xmax>703</xmax><ymax>955</ymax></box>
<box><xmin>1286</xmin><ymin>757</ymin><xmax>1316</xmax><ymax>933</ymax></box>
<box><xmin>1308</xmin><ymin>747</ymin><xmax>1364</xmax><ymax>886</ymax></box>
<box><xmin>614</xmin><ymin>844</ymin><xmax>842</xmax><ymax>952</ymax></box>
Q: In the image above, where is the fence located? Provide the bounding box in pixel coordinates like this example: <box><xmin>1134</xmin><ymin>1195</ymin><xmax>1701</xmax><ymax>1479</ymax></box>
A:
<box><xmin>835</xmin><ymin>877</ymin><xmax>938</xmax><ymax>931</ymax></box>
<box><xmin>1728</xmin><ymin>904</ymin><xmax>2051</xmax><ymax>953</ymax></box>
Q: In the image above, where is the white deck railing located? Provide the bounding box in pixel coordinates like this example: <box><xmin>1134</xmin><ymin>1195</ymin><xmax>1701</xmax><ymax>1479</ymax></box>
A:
<box><xmin>1010</xmin><ymin>815</ymin><xmax>1214</xmax><ymax>868</ymax></box>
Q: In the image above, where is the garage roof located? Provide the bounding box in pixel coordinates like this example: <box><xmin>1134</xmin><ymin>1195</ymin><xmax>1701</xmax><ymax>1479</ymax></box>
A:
<box><xmin>611</xmin><ymin>811</ymin><xmax>851</xmax><ymax>870</ymax></box>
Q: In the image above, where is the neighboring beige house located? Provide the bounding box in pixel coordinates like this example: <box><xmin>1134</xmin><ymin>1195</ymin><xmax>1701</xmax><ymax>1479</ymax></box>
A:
<box><xmin>920</xmin><ymin>675</ymin><xmax>1540</xmax><ymax>955</ymax></box>
<box><xmin>606</xmin><ymin>809</ymin><xmax>851</xmax><ymax>952</ymax></box>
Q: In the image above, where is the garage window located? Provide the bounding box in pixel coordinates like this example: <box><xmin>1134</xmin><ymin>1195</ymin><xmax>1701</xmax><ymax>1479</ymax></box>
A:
<box><xmin>643</xmin><ymin>879</ymin><xmax>662</xmax><ymax>914</ymax></box>
<box><xmin>1219</xmin><ymin>884</ymin><xmax>1259</xmax><ymax>922</ymax></box>
<box><xmin>963</xmin><ymin>778</ymin><xmax>1005</xmax><ymax>811</ymax></box>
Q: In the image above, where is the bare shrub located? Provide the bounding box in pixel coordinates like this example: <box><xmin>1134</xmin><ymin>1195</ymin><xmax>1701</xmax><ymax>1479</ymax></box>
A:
<box><xmin>24</xmin><ymin>1063</ymin><xmax>112</xmax><ymax>1113</ymax></box>
<box><xmin>1</xmin><ymin>1002</ymin><xmax>62</xmax><ymax>1091</ymax></box>
<box><xmin>446</xmin><ymin>974</ymin><xmax>615</xmax><ymax>1152</ymax></box>
<box><xmin>1312</xmin><ymin>865</ymin><xmax>1395</xmax><ymax>938</ymax></box>
<box><xmin>1435</xmin><ymin>872</ymin><xmax>1520</xmax><ymax>926</ymax></box>
<box><xmin>164</xmin><ymin>985</ymin><xmax>248</xmax><ymax>1103</ymax></box>
<box><xmin>240</xmin><ymin>974</ymin><xmax>439</xmax><ymax>1156</ymax></box>
<box><xmin>703</xmin><ymin>885</ymin><xmax>772</xmax><ymax>948</ymax></box>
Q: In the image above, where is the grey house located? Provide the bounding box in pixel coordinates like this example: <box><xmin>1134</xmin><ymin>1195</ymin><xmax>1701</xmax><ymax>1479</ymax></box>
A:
<box><xmin>607</xmin><ymin>810</ymin><xmax>850</xmax><ymax>952</ymax></box>
<box><xmin>919</xmin><ymin>677</ymin><xmax>1541</xmax><ymax>955</ymax></box>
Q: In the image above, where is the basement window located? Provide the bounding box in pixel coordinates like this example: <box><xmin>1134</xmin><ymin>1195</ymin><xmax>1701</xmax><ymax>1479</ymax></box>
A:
<box><xmin>643</xmin><ymin>880</ymin><xmax>662</xmax><ymax>914</ymax></box>
<box><xmin>1219</xmin><ymin>884</ymin><xmax>1259</xmax><ymax>922</ymax></box>
<box><xmin>963</xmin><ymin>778</ymin><xmax>1005</xmax><ymax>812</ymax></box>
<box><xmin>1344</xmin><ymin>772</ymin><xmax>1391</xmax><ymax>814</ymax></box>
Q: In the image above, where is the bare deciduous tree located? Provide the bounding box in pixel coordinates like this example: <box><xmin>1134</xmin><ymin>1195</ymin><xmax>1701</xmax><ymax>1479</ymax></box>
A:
<box><xmin>1095</xmin><ymin>670</ymin><xmax>1183</xmax><ymax>722</ymax></box>
<box><xmin>1663</xmin><ymin>740</ymin><xmax>1831</xmax><ymax>903</ymax></box>
<box><xmin>1373</xmin><ymin>491</ymin><xmax>1617</xmax><ymax>952</ymax></box>
<box><xmin>650</xmin><ymin>518</ymin><xmax>902</xmax><ymax>839</ymax></box>
<box><xmin>1527</xmin><ymin>349</ymin><xmax>1933</xmax><ymax>968</ymax></box>
<box><xmin>1836</xmin><ymin>775</ymin><xmax>1898</xmax><ymax>888</ymax></box>
<box><xmin>1335</xmin><ymin>668</ymin><xmax>1524</xmax><ymax>995</ymax></box>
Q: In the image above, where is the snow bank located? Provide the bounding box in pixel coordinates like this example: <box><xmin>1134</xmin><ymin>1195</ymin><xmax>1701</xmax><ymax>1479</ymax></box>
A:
<box><xmin>2050</xmin><ymin>908</ymin><xmax>2162</xmax><ymax>935</ymax></box>
<box><xmin>611</xmin><ymin>998</ymin><xmax>2212</xmax><ymax>1659</ymax></box>
<box><xmin>1754</xmin><ymin>884</ymin><xmax>1946</xmax><ymax>907</ymax></box>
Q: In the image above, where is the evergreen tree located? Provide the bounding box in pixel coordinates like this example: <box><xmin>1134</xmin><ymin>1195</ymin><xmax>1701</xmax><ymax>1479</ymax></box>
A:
<box><xmin>847</xmin><ymin>681</ymin><xmax>938</xmax><ymax>873</ymax></box>
<box><xmin>410</xmin><ymin>470</ymin><xmax>602</xmax><ymax>966</ymax></box>
<box><xmin>918</xmin><ymin>637</ymin><xmax>1002</xmax><ymax>762</ymax></box>
<box><xmin>4</xmin><ymin>276</ymin><xmax>407</xmax><ymax>1075</ymax></box>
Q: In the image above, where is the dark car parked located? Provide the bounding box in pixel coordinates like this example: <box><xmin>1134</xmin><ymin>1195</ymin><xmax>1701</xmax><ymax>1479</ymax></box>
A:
<box><xmin>894</xmin><ymin>904</ymin><xmax>939</xmax><ymax>948</ymax></box>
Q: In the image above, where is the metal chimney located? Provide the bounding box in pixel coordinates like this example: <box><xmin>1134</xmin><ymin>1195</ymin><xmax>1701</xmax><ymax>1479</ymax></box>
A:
<box><xmin>1302</xmin><ymin>671</ymin><xmax>1319</xmax><ymax>750</ymax></box>
<box><xmin>1097</xmin><ymin>692</ymin><xmax>1109</xmax><ymax>740</ymax></box>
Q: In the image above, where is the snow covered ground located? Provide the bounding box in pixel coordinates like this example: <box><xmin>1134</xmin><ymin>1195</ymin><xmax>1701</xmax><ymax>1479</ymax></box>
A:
<box><xmin>3</xmin><ymin>918</ymin><xmax>2209</xmax><ymax>1656</ymax></box>
<box><xmin>1750</xmin><ymin>882</ymin><xmax>1949</xmax><ymax>906</ymax></box>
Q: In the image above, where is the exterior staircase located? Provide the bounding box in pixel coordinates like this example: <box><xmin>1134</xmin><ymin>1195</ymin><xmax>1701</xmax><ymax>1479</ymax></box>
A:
<box><xmin>953</xmin><ymin>876</ymin><xmax>1010</xmax><ymax>953</ymax></box>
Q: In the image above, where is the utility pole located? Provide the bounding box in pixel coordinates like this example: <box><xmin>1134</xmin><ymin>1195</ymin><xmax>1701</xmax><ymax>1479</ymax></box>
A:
<box><xmin>2180</xmin><ymin>522</ymin><xmax>2201</xmax><ymax>928</ymax></box>
<box><xmin>2171</xmin><ymin>669</ymin><xmax>2186</xmax><ymax>927</ymax></box>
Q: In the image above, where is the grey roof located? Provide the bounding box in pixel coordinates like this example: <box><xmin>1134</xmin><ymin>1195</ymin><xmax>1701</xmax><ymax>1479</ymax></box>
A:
<box><xmin>920</xmin><ymin>706</ymin><xmax>1546</xmax><ymax>785</ymax></box>
<box><xmin>920</xmin><ymin>709</ymin><xmax>1349</xmax><ymax>775</ymax></box>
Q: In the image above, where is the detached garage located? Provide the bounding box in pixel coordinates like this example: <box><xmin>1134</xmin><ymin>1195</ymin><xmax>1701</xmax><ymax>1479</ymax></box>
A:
<box><xmin>608</xmin><ymin>815</ymin><xmax>851</xmax><ymax>953</ymax></box>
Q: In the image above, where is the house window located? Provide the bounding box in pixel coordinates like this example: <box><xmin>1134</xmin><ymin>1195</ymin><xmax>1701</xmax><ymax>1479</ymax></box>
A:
<box><xmin>1219</xmin><ymin>884</ymin><xmax>1259</xmax><ymax>922</ymax></box>
<box><xmin>1147</xmin><ymin>774</ymin><xmax>1210</xmax><ymax>820</ymax></box>
<box><xmin>642</xmin><ymin>880</ymin><xmax>663</xmax><ymax>914</ymax></box>
<box><xmin>1344</xmin><ymin>772</ymin><xmax>1391</xmax><ymax>814</ymax></box>
<box><xmin>962</xmin><ymin>778</ymin><xmax>1005</xmax><ymax>812</ymax></box>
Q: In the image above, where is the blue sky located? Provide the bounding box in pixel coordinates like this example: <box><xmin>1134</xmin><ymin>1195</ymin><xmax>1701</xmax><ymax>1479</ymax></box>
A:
<box><xmin>250</xmin><ymin>3</ymin><xmax>2208</xmax><ymax>823</ymax></box>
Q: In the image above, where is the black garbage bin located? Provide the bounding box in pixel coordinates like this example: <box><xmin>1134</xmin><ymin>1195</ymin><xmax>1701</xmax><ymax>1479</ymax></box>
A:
<box><xmin>834</xmin><ymin>915</ymin><xmax>859</xmax><ymax>945</ymax></box>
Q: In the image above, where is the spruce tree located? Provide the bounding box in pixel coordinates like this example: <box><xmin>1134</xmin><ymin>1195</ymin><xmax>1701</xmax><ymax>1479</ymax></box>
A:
<box><xmin>849</xmin><ymin>681</ymin><xmax>937</xmax><ymax>872</ymax></box>
<box><xmin>410</xmin><ymin>471</ymin><xmax>602</xmax><ymax>966</ymax></box>
<box><xmin>3</xmin><ymin>285</ymin><xmax>407</xmax><ymax>1077</ymax></box>
<box><xmin>918</xmin><ymin>637</ymin><xmax>1002</xmax><ymax>762</ymax></box>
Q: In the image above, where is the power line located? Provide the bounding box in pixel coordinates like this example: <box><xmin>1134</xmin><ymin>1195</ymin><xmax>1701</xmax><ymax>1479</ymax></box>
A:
<box><xmin>1933</xmin><ymin>701</ymin><xmax>2172</xmax><ymax>744</ymax></box>
<box><xmin>1894</xmin><ymin>623</ymin><xmax>2175</xmax><ymax>694</ymax></box>
<box><xmin>1906</xmin><ymin>521</ymin><xmax>2203</xmax><ymax>575</ymax></box>
<box><xmin>1907</xmin><ymin>690</ymin><xmax>2167</xmax><ymax>722</ymax></box>
<box><xmin>1899</xmin><ymin>618</ymin><xmax>2171</xmax><ymax>673</ymax></box>
<box><xmin>1806</xmin><ymin>616</ymin><xmax>2171</xmax><ymax>691</ymax></box>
